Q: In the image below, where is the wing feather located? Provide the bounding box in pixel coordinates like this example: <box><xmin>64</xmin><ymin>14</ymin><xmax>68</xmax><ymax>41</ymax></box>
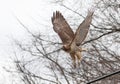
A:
<box><xmin>74</xmin><ymin>9</ymin><xmax>94</xmax><ymax>46</ymax></box>
<box><xmin>51</xmin><ymin>11</ymin><xmax>74</xmax><ymax>45</ymax></box>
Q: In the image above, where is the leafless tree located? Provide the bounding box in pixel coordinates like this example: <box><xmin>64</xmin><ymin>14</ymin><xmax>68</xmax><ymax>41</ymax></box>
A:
<box><xmin>6</xmin><ymin>0</ymin><xmax>120</xmax><ymax>84</ymax></box>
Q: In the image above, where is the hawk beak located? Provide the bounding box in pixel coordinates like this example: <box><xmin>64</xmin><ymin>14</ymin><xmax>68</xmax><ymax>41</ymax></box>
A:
<box><xmin>63</xmin><ymin>44</ymin><xmax>70</xmax><ymax>49</ymax></box>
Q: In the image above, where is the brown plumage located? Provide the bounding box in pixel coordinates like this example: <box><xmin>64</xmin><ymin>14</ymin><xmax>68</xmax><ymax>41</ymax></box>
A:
<box><xmin>51</xmin><ymin>10</ymin><xmax>94</xmax><ymax>68</ymax></box>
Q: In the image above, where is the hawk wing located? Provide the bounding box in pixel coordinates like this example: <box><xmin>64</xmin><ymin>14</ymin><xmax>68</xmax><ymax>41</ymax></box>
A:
<box><xmin>51</xmin><ymin>11</ymin><xmax>74</xmax><ymax>45</ymax></box>
<box><xmin>73</xmin><ymin>9</ymin><xmax>94</xmax><ymax>46</ymax></box>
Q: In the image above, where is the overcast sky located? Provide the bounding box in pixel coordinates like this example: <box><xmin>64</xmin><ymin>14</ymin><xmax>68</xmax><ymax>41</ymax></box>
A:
<box><xmin>0</xmin><ymin>0</ymin><xmax>94</xmax><ymax>83</ymax></box>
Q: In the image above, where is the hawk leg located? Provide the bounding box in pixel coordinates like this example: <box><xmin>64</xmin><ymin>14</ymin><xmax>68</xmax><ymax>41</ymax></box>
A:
<box><xmin>75</xmin><ymin>51</ymin><xmax>82</xmax><ymax>66</ymax></box>
<box><xmin>79</xmin><ymin>47</ymin><xmax>87</xmax><ymax>52</ymax></box>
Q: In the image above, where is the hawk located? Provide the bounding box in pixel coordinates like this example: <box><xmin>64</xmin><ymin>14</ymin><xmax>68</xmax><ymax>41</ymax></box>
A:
<box><xmin>51</xmin><ymin>9</ymin><xmax>94</xmax><ymax>68</ymax></box>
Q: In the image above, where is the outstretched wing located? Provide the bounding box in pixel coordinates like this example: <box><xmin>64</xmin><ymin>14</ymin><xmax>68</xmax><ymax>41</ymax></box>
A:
<box><xmin>74</xmin><ymin>9</ymin><xmax>94</xmax><ymax>46</ymax></box>
<box><xmin>51</xmin><ymin>11</ymin><xmax>74</xmax><ymax>45</ymax></box>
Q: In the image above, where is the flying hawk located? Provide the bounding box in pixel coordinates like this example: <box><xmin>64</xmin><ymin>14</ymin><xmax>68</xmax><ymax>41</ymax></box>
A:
<box><xmin>51</xmin><ymin>9</ymin><xmax>94</xmax><ymax>68</ymax></box>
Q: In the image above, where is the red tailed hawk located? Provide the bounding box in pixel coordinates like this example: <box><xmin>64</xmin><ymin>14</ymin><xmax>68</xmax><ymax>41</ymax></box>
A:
<box><xmin>51</xmin><ymin>9</ymin><xmax>94</xmax><ymax>68</ymax></box>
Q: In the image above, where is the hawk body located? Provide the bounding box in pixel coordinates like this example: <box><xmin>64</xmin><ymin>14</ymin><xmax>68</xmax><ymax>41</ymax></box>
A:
<box><xmin>51</xmin><ymin>10</ymin><xmax>94</xmax><ymax>68</ymax></box>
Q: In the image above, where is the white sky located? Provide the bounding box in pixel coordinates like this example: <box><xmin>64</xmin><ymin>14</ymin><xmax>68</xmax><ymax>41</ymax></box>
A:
<box><xmin>0</xmin><ymin>0</ymin><xmax>94</xmax><ymax>84</ymax></box>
